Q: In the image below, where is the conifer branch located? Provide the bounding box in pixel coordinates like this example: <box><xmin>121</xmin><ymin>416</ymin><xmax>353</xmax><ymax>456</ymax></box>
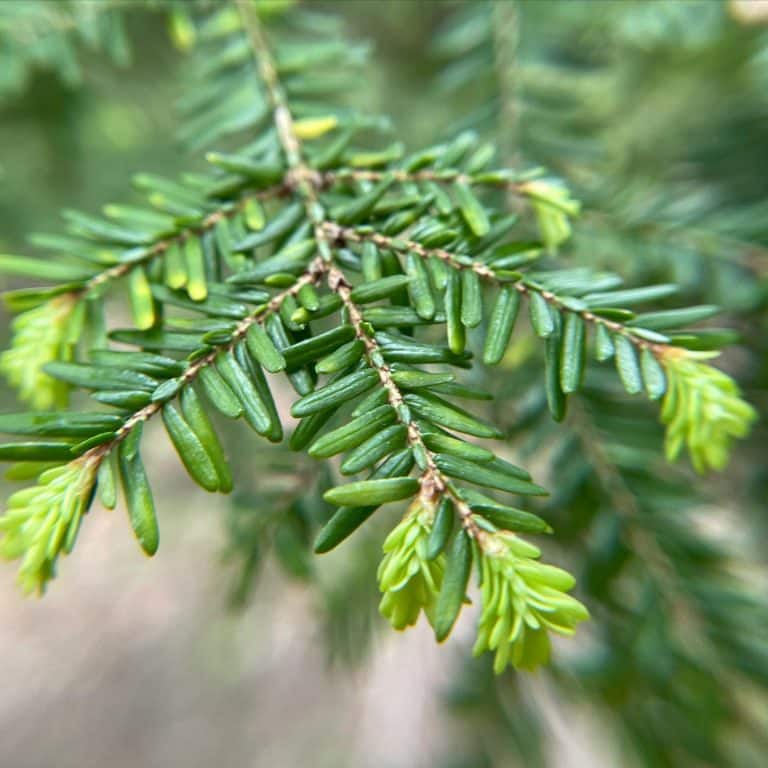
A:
<box><xmin>0</xmin><ymin>0</ymin><xmax>758</xmax><ymax>683</ymax></box>
<box><xmin>327</xmin><ymin>263</ymin><xmax>482</xmax><ymax>541</ymax></box>
<box><xmin>82</xmin><ymin>183</ymin><xmax>290</xmax><ymax>293</ymax></box>
<box><xmin>324</xmin><ymin>220</ymin><xmax>755</xmax><ymax>468</ymax></box>
<box><xmin>324</xmin><ymin>222</ymin><xmax>680</xmax><ymax>356</ymax></box>
<box><xmin>237</xmin><ymin>5</ymin><xmax>506</xmax><ymax>548</ymax></box>
<box><xmin>85</xmin><ymin>257</ymin><xmax>327</xmax><ymax>463</ymax></box>
<box><xmin>325</xmin><ymin>168</ymin><xmax>528</xmax><ymax>192</ymax></box>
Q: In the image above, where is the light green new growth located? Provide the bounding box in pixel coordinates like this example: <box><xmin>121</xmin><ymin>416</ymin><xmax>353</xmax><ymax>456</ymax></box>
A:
<box><xmin>0</xmin><ymin>457</ymin><xmax>98</xmax><ymax>594</ymax></box>
<box><xmin>474</xmin><ymin>532</ymin><xmax>589</xmax><ymax>673</ymax></box>
<box><xmin>378</xmin><ymin>499</ymin><xmax>445</xmax><ymax>630</ymax></box>
<box><xmin>518</xmin><ymin>179</ymin><xmax>581</xmax><ymax>251</ymax></box>
<box><xmin>0</xmin><ymin>294</ymin><xmax>81</xmax><ymax>409</ymax></box>
<box><xmin>660</xmin><ymin>350</ymin><xmax>758</xmax><ymax>473</ymax></box>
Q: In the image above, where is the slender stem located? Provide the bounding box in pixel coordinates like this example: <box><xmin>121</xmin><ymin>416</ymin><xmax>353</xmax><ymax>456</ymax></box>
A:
<box><xmin>324</xmin><ymin>168</ymin><xmax>525</xmax><ymax>193</ymax></box>
<box><xmin>237</xmin><ymin>0</ymin><xmax>334</xmax><ymax>262</ymax></box>
<box><xmin>325</xmin><ymin>223</ymin><xmax>678</xmax><ymax>360</ymax></box>
<box><xmin>237</xmin><ymin>0</ymin><xmax>301</xmax><ymax>172</ymax></box>
<box><xmin>328</xmin><ymin>264</ymin><xmax>481</xmax><ymax>539</ymax></box>
<box><xmin>491</xmin><ymin>0</ymin><xmax>520</xmax><ymax>168</ymax></box>
<box><xmin>322</xmin><ymin>221</ymin><xmax>496</xmax><ymax>279</ymax></box>
<box><xmin>235</xmin><ymin>4</ymin><xmax>485</xmax><ymax>537</ymax></box>
<box><xmin>84</xmin><ymin>184</ymin><xmax>288</xmax><ymax>293</ymax></box>
<box><xmin>83</xmin><ymin>258</ymin><xmax>328</xmax><ymax>467</ymax></box>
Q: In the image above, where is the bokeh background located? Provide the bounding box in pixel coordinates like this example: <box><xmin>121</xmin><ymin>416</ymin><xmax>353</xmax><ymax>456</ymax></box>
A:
<box><xmin>1</xmin><ymin>2</ymin><xmax>766</xmax><ymax>767</ymax></box>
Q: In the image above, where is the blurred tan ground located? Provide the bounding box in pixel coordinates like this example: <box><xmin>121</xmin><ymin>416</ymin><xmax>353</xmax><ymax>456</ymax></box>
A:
<box><xmin>730</xmin><ymin>0</ymin><xmax>768</xmax><ymax>24</ymax></box>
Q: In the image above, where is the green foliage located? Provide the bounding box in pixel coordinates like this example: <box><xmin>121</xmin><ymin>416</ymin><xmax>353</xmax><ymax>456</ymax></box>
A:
<box><xmin>0</xmin><ymin>457</ymin><xmax>98</xmax><ymax>594</ymax></box>
<box><xmin>422</xmin><ymin>4</ymin><xmax>767</xmax><ymax>763</ymax></box>
<box><xmin>473</xmin><ymin>531</ymin><xmax>589</xmax><ymax>673</ymax></box>
<box><xmin>433</xmin><ymin>0</ymin><xmax>768</xmax><ymax>311</ymax></box>
<box><xmin>517</xmin><ymin>179</ymin><xmax>580</xmax><ymax>251</ymax></box>
<box><xmin>0</xmin><ymin>1</ymin><xmax>132</xmax><ymax>97</ymax></box>
<box><xmin>0</xmin><ymin>293</ymin><xmax>81</xmax><ymax>409</ymax></box>
<box><xmin>377</xmin><ymin>499</ymin><xmax>445</xmax><ymax>630</ymax></box>
<box><xmin>661</xmin><ymin>350</ymin><xmax>758</xmax><ymax>472</ymax></box>
<box><xmin>0</xmin><ymin>0</ymin><xmax>760</xmax><ymax>696</ymax></box>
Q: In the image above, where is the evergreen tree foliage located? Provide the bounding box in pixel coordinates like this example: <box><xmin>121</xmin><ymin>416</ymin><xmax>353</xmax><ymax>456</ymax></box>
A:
<box><xmin>0</xmin><ymin>2</ymin><xmax>764</xmax><ymax>754</ymax></box>
<box><xmin>0</xmin><ymin>0</ymin><xmax>137</xmax><ymax>97</ymax></box>
<box><xmin>420</xmin><ymin>2</ymin><xmax>768</xmax><ymax>765</ymax></box>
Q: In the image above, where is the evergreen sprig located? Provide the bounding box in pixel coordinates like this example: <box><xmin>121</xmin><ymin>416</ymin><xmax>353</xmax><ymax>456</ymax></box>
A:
<box><xmin>0</xmin><ymin>0</ymin><xmax>757</xmax><ymax>675</ymax></box>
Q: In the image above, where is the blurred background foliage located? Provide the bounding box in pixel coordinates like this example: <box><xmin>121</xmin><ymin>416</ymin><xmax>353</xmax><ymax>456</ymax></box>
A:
<box><xmin>0</xmin><ymin>1</ymin><xmax>766</xmax><ymax>767</ymax></box>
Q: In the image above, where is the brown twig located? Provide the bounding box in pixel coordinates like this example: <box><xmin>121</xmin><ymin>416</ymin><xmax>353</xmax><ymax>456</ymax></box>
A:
<box><xmin>328</xmin><ymin>264</ymin><xmax>481</xmax><ymax>537</ymax></box>
<box><xmin>324</xmin><ymin>168</ymin><xmax>525</xmax><ymax>194</ymax></box>
<box><xmin>83</xmin><ymin>258</ymin><xmax>328</xmax><ymax>466</ymax></box>
<box><xmin>325</xmin><ymin>223</ymin><xmax>680</xmax><ymax>361</ymax></box>
<box><xmin>84</xmin><ymin>183</ymin><xmax>289</xmax><ymax>292</ymax></box>
<box><xmin>236</xmin><ymin>0</ymin><xmax>483</xmax><ymax>537</ymax></box>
